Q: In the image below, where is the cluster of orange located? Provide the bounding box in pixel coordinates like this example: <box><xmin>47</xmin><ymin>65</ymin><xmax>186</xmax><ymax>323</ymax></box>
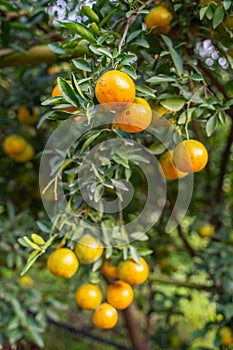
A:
<box><xmin>47</xmin><ymin>234</ymin><xmax>149</xmax><ymax>329</ymax></box>
<box><xmin>3</xmin><ymin>134</ymin><xmax>34</xmax><ymax>163</ymax></box>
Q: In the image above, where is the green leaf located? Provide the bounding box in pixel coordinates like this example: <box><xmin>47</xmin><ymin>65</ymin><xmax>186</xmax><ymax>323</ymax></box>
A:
<box><xmin>36</xmin><ymin>221</ymin><xmax>51</xmax><ymax>233</ymax></box>
<box><xmin>72</xmin><ymin>59</ymin><xmax>92</xmax><ymax>72</ymax></box>
<box><xmin>136</xmin><ymin>85</ymin><xmax>156</xmax><ymax>98</ymax></box>
<box><xmin>120</xmin><ymin>65</ymin><xmax>137</xmax><ymax>80</ymax></box>
<box><xmin>206</xmin><ymin>115</ymin><xmax>218</xmax><ymax>136</ymax></box>
<box><xmin>48</xmin><ymin>43</ymin><xmax>66</xmax><ymax>54</ymax></box>
<box><xmin>28</xmin><ymin>329</ymin><xmax>44</xmax><ymax>348</ymax></box>
<box><xmin>94</xmin><ymin>184</ymin><xmax>104</xmax><ymax>202</ymax></box>
<box><xmin>187</xmin><ymin>73</ymin><xmax>203</xmax><ymax>81</ymax></box>
<box><xmin>213</xmin><ymin>6</ymin><xmax>224</xmax><ymax>28</ymax></box>
<box><xmin>126</xmin><ymin>30</ymin><xmax>143</xmax><ymax>43</ymax></box>
<box><xmin>18</xmin><ymin>237</ymin><xmax>31</xmax><ymax>248</ymax></box>
<box><xmin>81</xmin><ymin>5</ymin><xmax>100</xmax><ymax>23</ymax></box>
<box><xmin>199</xmin><ymin>6</ymin><xmax>209</xmax><ymax>20</ymax></box>
<box><xmin>21</xmin><ymin>250</ymin><xmax>41</xmax><ymax>275</ymax></box>
<box><xmin>147</xmin><ymin>75</ymin><xmax>176</xmax><ymax>84</ymax></box>
<box><xmin>129</xmin><ymin>246</ymin><xmax>140</xmax><ymax>264</ymax></box>
<box><xmin>130</xmin><ymin>38</ymin><xmax>149</xmax><ymax>48</ymax></box>
<box><xmin>57</xmin><ymin>77</ymin><xmax>80</xmax><ymax>107</ymax></box>
<box><xmin>161</xmin><ymin>35</ymin><xmax>183</xmax><ymax>77</ymax></box>
<box><xmin>31</xmin><ymin>234</ymin><xmax>45</xmax><ymax>245</ymax></box>
<box><xmin>59</xmin><ymin>21</ymin><xmax>95</xmax><ymax>43</ymax></box>
<box><xmin>223</xmin><ymin>0</ymin><xmax>231</xmax><ymax>10</ymax></box>
<box><xmin>89</xmin><ymin>44</ymin><xmax>112</xmax><ymax>58</ymax></box>
<box><xmin>161</xmin><ymin>96</ymin><xmax>186</xmax><ymax>112</ymax></box>
<box><xmin>81</xmin><ymin>131</ymin><xmax>102</xmax><ymax>152</ymax></box>
<box><xmin>22</xmin><ymin>237</ymin><xmax>41</xmax><ymax>250</ymax></box>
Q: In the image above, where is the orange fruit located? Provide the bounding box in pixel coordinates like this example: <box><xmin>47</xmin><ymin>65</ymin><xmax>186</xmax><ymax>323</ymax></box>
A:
<box><xmin>18</xmin><ymin>106</ymin><xmax>40</xmax><ymax>126</ymax></box>
<box><xmin>74</xmin><ymin>234</ymin><xmax>104</xmax><ymax>265</ymax></box>
<box><xmin>117</xmin><ymin>257</ymin><xmax>149</xmax><ymax>285</ymax></box>
<box><xmin>151</xmin><ymin>105</ymin><xmax>174</xmax><ymax>127</ymax></box>
<box><xmin>198</xmin><ymin>223</ymin><xmax>214</xmax><ymax>238</ymax></box>
<box><xmin>106</xmin><ymin>281</ymin><xmax>134</xmax><ymax>310</ymax></box>
<box><xmin>116</xmin><ymin>97</ymin><xmax>152</xmax><ymax>133</ymax></box>
<box><xmin>220</xmin><ymin>327</ymin><xmax>233</xmax><ymax>346</ymax></box>
<box><xmin>52</xmin><ymin>81</ymin><xmax>77</xmax><ymax>113</ymax></box>
<box><xmin>173</xmin><ymin>139</ymin><xmax>208</xmax><ymax>173</ymax></box>
<box><xmin>11</xmin><ymin>144</ymin><xmax>34</xmax><ymax>163</ymax></box>
<box><xmin>75</xmin><ymin>283</ymin><xmax>102</xmax><ymax>310</ymax></box>
<box><xmin>19</xmin><ymin>275</ymin><xmax>34</xmax><ymax>289</ymax></box>
<box><xmin>95</xmin><ymin>70</ymin><xmax>136</xmax><ymax>107</ymax></box>
<box><xmin>3</xmin><ymin>134</ymin><xmax>28</xmax><ymax>155</ymax></box>
<box><xmin>47</xmin><ymin>248</ymin><xmax>79</xmax><ymax>278</ymax></box>
<box><xmin>159</xmin><ymin>150</ymin><xmax>188</xmax><ymax>180</ymax></box>
<box><xmin>101</xmin><ymin>259</ymin><xmax>118</xmax><ymax>279</ymax></box>
<box><xmin>145</xmin><ymin>6</ymin><xmax>173</xmax><ymax>34</ymax></box>
<box><xmin>92</xmin><ymin>303</ymin><xmax>118</xmax><ymax>329</ymax></box>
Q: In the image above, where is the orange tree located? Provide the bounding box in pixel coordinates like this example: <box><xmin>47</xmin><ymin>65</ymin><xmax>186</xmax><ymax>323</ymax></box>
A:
<box><xmin>1</xmin><ymin>0</ymin><xmax>233</xmax><ymax>349</ymax></box>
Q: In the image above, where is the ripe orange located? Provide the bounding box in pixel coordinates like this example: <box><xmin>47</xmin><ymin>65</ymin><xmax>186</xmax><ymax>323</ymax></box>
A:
<box><xmin>159</xmin><ymin>150</ymin><xmax>188</xmax><ymax>180</ymax></box>
<box><xmin>198</xmin><ymin>223</ymin><xmax>214</xmax><ymax>238</ymax></box>
<box><xmin>173</xmin><ymin>139</ymin><xmax>208</xmax><ymax>173</ymax></box>
<box><xmin>95</xmin><ymin>70</ymin><xmax>136</xmax><ymax>107</ymax></box>
<box><xmin>47</xmin><ymin>248</ymin><xmax>79</xmax><ymax>278</ymax></box>
<box><xmin>19</xmin><ymin>275</ymin><xmax>34</xmax><ymax>289</ymax></box>
<box><xmin>52</xmin><ymin>81</ymin><xmax>77</xmax><ymax>113</ymax></box>
<box><xmin>11</xmin><ymin>144</ymin><xmax>34</xmax><ymax>163</ymax></box>
<box><xmin>220</xmin><ymin>327</ymin><xmax>233</xmax><ymax>346</ymax></box>
<box><xmin>101</xmin><ymin>259</ymin><xmax>118</xmax><ymax>279</ymax></box>
<box><xmin>3</xmin><ymin>134</ymin><xmax>28</xmax><ymax>155</ymax></box>
<box><xmin>18</xmin><ymin>106</ymin><xmax>40</xmax><ymax>126</ymax></box>
<box><xmin>117</xmin><ymin>257</ymin><xmax>149</xmax><ymax>285</ymax></box>
<box><xmin>92</xmin><ymin>303</ymin><xmax>118</xmax><ymax>329</ymax></box>
<box><xmin>145</xmin><ymin>6</ymin><xmax>173</xmax><ymax>34</ymax></box>
<box><xmin>116</xmin><ymin>97</ymin><xmax>152</xmax><ymax>133</ymax></box>
<box><xmin>74</xmin><ymin>234</ymin><xmax>104</xmax><ymax>265</ymax></box>
<box><xmin>106</xmin><ymin>281</ymin><xmax>134</xmax><ymax>310</ymax></box>
<box><xmin>75</xmin><ymin>283</ymin><xmax>102</xmax><ymax>310</ymax></box>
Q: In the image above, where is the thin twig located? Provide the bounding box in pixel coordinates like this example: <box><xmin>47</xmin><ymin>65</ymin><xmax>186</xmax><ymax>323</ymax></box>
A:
<box><xmin>150</xmin><ymin>275</ymin><xmax>212</xmax><ymax>292</ymax></box>
<box><xmin>117</xmin><ymin>0</ymin><xmax>154</xmax><ymax>54</ymax></box>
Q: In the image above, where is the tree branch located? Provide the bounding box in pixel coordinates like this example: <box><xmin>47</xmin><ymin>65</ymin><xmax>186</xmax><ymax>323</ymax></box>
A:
<box><xmin>149</xmin><ymin>275</ymin><xmax>212</xmax><ymax>292</ymax></box>
<box><xmin>122</xmin><ymin>304</ymin><xmax>150</xmax><ymax>350</ymax></box>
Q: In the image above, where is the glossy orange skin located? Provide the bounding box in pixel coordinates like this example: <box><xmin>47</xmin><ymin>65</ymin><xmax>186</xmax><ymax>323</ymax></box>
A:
<box><xmin>18</xmin><ymin>106</ymin><xmax>40</xmax><ymax>126</ymax></box>
<box><xmin>106</xmin><ymin>281</ymin><xmax>134</xmax><ymax>310</ymax></box>
<box><xmin>117</xmin><ymin>257</ymin><xmax>149</xmax><ymax>286</ymax></box>
<box><xmin>3</xmin><ymin>134</ymin><xmax>28</xmax><ymax>155</ymax></box>
<box><xmin>101</xmin><ymin>259</ymin><xmax>118</xmax><ymax>279</ymax></box>
<box><xmin>52</xmin><ymin>82</ymin><xmax>77</xmax><ymax>113</ymax></box>
<box><xmin>95</xmin><ymin>70</ymin><xmax>136</xmax><ymax>106</ymax></box>
<box><xmin>74</xmin><ymin>234</ymin><xmax>104</xmax><ymax>265</ymax></box>
<box><xmin>75</xmin><ymin>283</ymin><xmax>102</xmax><ymax>310</ymax></box>
<box><xmin>116</xmin><ymin>97</ymin><xmax>152</xmax><ymax>133</ymax></box>
<box><xmin>173</xmin><ymin>140</ymin><xmax>208</xmax><ymax>173</ymax></box>
<box><xmin>92</xmin><ymin>303</ymin><xmax>118</xmax><ymax>329</ymax></box>
<box><xmin>159</xmin><ymin>150</ymin><xmax>188</xmax><ymax>180</ymax></box>
<box><xmin>11</xmin><ymin>144</ymin><xmax>34</xmax><ymax>163</ymax></box>
<box><xmin>19</xmin><ymin>275</ymin><xmax>34</xmax><ymax>289</ymax></box>
<box><xmin>145</xmin><ymin>6</ymin><xmax>172</xmax><ymax>34</ymax></box>
<box><xmin>47</xmin><ymin>248</ymin><xmax>79</xmax><ymax>278</ymax></box>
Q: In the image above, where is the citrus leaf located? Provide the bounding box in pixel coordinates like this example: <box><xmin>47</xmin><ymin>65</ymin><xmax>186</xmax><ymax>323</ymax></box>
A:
<box><xmin>81</xmin><ymin>5</ymin><xmax>99</xmax><ymax>23</ymax></box>
<box><xmin>72</xmin><ymin>59</ymin><xmax>92</xmax><ymax>72</ymax></box>
<box><xmin>213</xmin><ymin>6</ymin><xmax>224</xmax><ymax>29</ymax></box>
<box><xmin>58</xmin><ymin>77</ymin><xmax>80</xmax><ymax>107</ymax></box>
<box><xmin>59</xmin><ymin>21</ymin><xmax>96</xmax><ymax>43</ymax></box>
<box><xmin>31</xmin><ymin>233</ymin><xmax>45</xmax><ymax>245</ymax></box>
<box><xmin>161</xmin><ymin>97</ymin><xmax>186</xmax><ymax>112</ymax></box>
<box><xmin>161</xmin><ymin>35</ymin><xmax>183</xmax><ymax>77</ymax></box>
<box><xmin>206</xmin><ymin>115</ymin><xmax>218</xmax><ymax>136</ymax></box>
